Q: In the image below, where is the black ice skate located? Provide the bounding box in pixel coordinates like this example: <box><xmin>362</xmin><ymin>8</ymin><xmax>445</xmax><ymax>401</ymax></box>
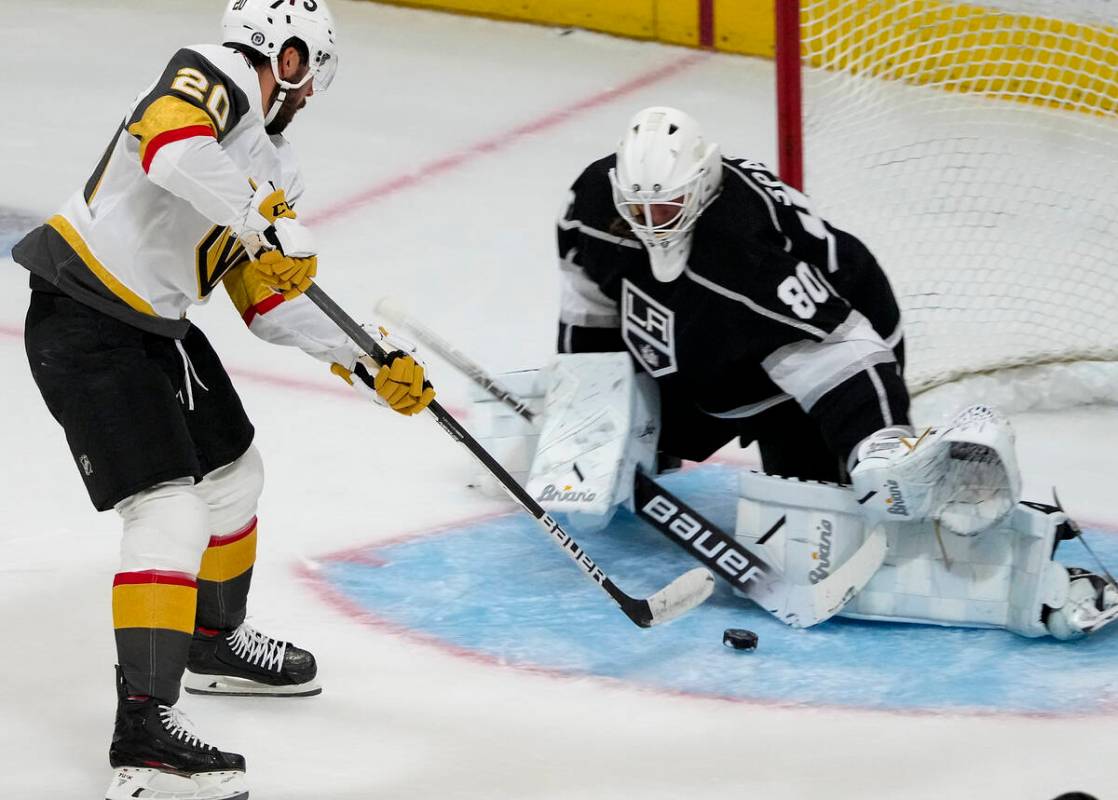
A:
<box><xmin>184</xmin><ymin>622</ymin><xmax>321</xmax><ymax>697</ymax></box>
<box><xmin>107</xmin><ymin>666</ymin><xmax>247</xmax><ymax>800</ymax></box>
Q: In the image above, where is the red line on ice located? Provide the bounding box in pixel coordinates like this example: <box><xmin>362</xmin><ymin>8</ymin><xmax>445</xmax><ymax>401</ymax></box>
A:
<box><xmin>302</xmin><ymin>51</ymin><xmax>711</xmax><ymax>227</ymax></box>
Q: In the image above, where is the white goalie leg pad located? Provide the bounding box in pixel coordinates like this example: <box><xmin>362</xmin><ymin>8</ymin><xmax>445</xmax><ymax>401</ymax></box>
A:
<box><xmin>735</xmin><ymin>471</ymin><xmax>875</xmax><ymax>603</ymax></box>
<box><xmin>116</xmin><ymin>480</ymin><xmax>211</xmax><ymax>574</ymax></box>
<box><xmin>735</xmin><ymin>472</ymin><xmax>1097</xmax><ymax>638</ymax></box>
<box><xmin>194</xmin><ymin>445</ymin><xmax>264</xmax><ymax>536</ymax></box>
<box><xmin>841</xmin><ymin>503</ymin><xmax>1071</xmax><ymax>637</ymax></box>
<box><xmin>852</xmin><ymin>404</ymin><xmax>1022</xmax><ymax>535</ymax></box>
<box><xmin>106</xmin><ymin>766</ymin><xmax>248</xmax><ymax>800</ymax></box>
<box><xmin>840</xmin><ymin>507</ymin><xmax>1068</xmax><ymax>639</ymax></box>
<box><xmin>526</xmin><ymin>352</ymin><xmax>660</xmax><ymax>532</ymax></box>
<box><xmin>468</xmin><ymin>368</ymin><xmax>546</xmax><ymax>496</ymax></box>
<box><xmin>736</xmin><ymin>472</ymin><xmax>870</xmax><ymax>580</ymax></box>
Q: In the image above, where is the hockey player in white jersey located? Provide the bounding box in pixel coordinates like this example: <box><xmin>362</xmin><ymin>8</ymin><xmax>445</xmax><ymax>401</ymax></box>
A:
<box><xmin>13</xmin><ymin>2</ymin><xmax>434</xmax><ymax>798</ymax></box>
<box><xmin>470</xmin><ymin>106</ymin><xmax>1117</xmax><ymax>641</ymax></box>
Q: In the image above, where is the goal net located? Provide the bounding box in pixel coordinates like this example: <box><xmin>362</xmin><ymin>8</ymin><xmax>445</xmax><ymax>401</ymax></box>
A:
<box><xmin>778</xmin><ymin>0</ymin><xmax>1118</xmax><ymax>421</ymax></box>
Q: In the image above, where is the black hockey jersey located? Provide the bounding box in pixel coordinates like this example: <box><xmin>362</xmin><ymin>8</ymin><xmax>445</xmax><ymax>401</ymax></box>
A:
<box><xmin>556</xmin><ymin>154</ymin><xmax>910</xmax><ymax>465</ymax></box>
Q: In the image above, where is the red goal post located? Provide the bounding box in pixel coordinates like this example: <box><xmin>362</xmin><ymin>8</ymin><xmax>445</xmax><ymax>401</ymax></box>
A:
<box><xmin>773</xmin><ymin>0</ymin><xmax>1118</xmax><ymax>421</ymax></box>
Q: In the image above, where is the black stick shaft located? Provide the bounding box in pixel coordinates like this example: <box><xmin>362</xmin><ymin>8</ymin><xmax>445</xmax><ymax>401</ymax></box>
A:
<box><xmin>633</xmin><ymin>471</ymin><xmax>776</xmax><ymax>592</ymax></box>
<box><xmin>379</xmin><ymin>302</ymin><xmax>779</xmax><ymax>595</ymax></box>
<box><xmin>303</xmin><ymin>283</ymin><xmax>656</xmax><ymax>626</ymax></box>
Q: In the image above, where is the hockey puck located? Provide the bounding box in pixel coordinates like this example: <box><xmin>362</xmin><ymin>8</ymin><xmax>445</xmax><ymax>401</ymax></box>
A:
<box><xmin>722</xmin><ymin>628</ymin><xmax>758</xmax><ymax>651</ymax></box>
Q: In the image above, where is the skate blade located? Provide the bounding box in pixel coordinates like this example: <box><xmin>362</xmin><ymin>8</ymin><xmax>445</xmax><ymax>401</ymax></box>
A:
<box><xmin>183</xmin><ymin>670</ymin><xmax>322</xmax><ymax>697</ymax></box>
<box><xmin>106</xmin><ymin>766</ymin><xmax>248</xmax><ymax>800</ymax></box>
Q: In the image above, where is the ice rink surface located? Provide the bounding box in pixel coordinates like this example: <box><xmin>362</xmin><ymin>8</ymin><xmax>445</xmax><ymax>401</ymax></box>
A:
<box><xmin>1</xmin><ymin>1</ymin><xmax>1116</xmax><ymax>797</ymax></box>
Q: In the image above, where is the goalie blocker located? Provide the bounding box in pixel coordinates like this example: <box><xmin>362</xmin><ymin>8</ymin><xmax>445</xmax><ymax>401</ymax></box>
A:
<box><xmin>470</xmin><ymin>352</ymin><xmax>1117</xmax><ymax>640</ymax></box>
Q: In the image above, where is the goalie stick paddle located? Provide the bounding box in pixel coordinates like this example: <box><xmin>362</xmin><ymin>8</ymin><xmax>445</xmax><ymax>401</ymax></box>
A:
<box><xmin>305</xmin><ymin>283</ymin><xmax>713</xmax><ymax>628</ymax></box>
<box><xmin>633</xmin><ymin>470</ymin><xmax>887</xmax><ymax>628</ymax></box>
<box><xmin>375</xmin><ymin>295</ymin><xmax>887</xmax><ymax>627</ymax></box>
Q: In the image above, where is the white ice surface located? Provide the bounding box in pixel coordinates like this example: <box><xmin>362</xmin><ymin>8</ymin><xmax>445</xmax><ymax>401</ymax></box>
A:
<box><xmin>1</xmin><ymin>1</ymin><xmax>1116</xmax><ymax>798</ymax></box>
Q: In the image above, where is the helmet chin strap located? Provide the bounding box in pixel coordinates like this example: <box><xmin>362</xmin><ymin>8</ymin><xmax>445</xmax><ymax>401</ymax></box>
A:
<box><xmin>264</xmin><ymin>56</ymin><xmax>293</xmax><ymax>126</ymax></box>
<box><xmin>264</xmin><ymin>87</ymin><xmax>287</xmax><ymax>126</ymax></box>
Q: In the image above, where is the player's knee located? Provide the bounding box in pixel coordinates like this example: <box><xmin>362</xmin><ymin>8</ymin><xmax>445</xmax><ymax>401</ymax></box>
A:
<box><xmin>197</xmin><ymin>445</ymin><xmax>265</xmax><ymax>534</ymax></box>
<box><xmin>116</xmin><ymin>479</ymin><xmax>210</xmax><ymax>574</ymax></box>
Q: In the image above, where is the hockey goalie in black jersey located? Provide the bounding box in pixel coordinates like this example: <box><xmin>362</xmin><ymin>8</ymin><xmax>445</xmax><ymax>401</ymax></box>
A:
<box><xmin>556</xmin><ymin>108</ymin><xmax>908</xmax><ymax>482</ymax></box>
<box><xmin>467</xmin><ymin>106</ymin><xmax>1117</xmax><ymax>642</ymax></box>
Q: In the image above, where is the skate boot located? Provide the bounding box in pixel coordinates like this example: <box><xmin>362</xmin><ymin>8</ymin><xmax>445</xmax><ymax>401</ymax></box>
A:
<box><xmin>1046</xmin><ymin>568</ymin><xmax>1118</xmax><ymax>640</ymax></box>
<box><xmin>184</xmin><ymin>623</ymin><xmax>320</xmax><ymax>696</ymax></box>
<box><xmin>107</xmin><ymin>667</ymin><xmax>247</xmax><ymax>800</ymax></box>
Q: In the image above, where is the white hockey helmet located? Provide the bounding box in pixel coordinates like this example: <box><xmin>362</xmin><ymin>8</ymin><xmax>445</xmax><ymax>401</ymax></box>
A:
<box><xmin>222</xmin><ymin>0</ymin><xmax>338</xmax><ymax>118</ymax></box>
<box><xmin>609</xmin><ymin>107</ymin><xmax>723</xmax><ymax>282</ymax></box>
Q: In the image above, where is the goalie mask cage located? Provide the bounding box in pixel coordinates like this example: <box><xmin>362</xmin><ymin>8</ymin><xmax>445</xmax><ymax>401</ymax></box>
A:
<box><xmin>775</xmin><ymin>0</ymin><xmax>1118</xmax><ymax>421</ymax></box>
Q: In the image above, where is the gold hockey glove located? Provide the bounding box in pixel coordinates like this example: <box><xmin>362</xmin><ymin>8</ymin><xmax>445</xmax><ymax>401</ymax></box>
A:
<box><xmin>373</xmin><ymin>351</ymin><xmax>436</xmax><ymax>415</ymax></box>
<box><xmin>253</xmin><ymin>249</ymin><xmax>317</xmax><ymax>300</ymax></box>
<box><xmin>332</xmin><ymin>346</ymin><xmax>436</xmax><ymax>417</ymax></box>
<box><xmin>254</xmin><ymin>184</ymin><xmax>296</xmax><ymax>225</ymax></box>
<box><xmin>240</xmin><ymin>181</ymin><xmax>317</xmax><ymax>300</ymax></box>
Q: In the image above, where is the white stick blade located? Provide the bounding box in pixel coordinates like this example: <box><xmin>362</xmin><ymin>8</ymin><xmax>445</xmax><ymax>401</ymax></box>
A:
<box><xmin>645</xmin><ymin>567</ymin><xmax>715</xmax><ymax>625</ymax></box>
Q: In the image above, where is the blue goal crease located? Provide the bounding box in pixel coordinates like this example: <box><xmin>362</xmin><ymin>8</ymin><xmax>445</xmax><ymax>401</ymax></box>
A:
<box><xmin>320</xmin><ymin>463</ymin><xmax>1117</xmax><ymax>714</ymax></box>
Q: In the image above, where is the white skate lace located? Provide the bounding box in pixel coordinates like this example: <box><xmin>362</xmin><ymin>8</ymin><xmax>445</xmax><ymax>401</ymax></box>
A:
<box><xmin>158</xmin><ymin>706</ymin><xmax>213</xmax><ymax>751</ymax></box>
<box><xmin>227</xmin><ymin>623</ymin><xmax>288</xmax><ymax>672</ymax></box>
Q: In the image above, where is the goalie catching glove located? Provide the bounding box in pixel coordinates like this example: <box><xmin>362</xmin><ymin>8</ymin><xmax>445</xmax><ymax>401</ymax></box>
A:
<box><xmin>331</xmin><ymin>327</ymin><xmax>436</xmax><ymax>416</ymax></box>
<box><xmin>851</xmin><ymin>404</ymin><xmax>1022</xmax><ymax>535</ymax></box>
<box><xmin>238</xmin><ymin>181</ymin><xmax>317</xmax><ymax>300</ymax></box>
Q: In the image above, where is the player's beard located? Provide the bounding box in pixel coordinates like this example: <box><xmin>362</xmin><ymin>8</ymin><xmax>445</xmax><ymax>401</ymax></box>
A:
<box><xmin>265</xmin><ymin>89</ymin><xmax>305</xmax><ymax>136</ymax></box>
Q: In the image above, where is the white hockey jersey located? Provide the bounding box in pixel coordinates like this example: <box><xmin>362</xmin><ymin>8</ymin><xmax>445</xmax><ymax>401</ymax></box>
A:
<box><xmin>13</xmin><ymin>43</ymin><xmax>355</xmax><ymax>365</ymax></box>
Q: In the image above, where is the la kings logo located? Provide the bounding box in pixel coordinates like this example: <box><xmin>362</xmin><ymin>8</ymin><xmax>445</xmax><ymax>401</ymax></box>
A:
<box><xmin>621</xmin><ymin>280</ymin><xmax>677</xmax><ymax>377</ymax></box>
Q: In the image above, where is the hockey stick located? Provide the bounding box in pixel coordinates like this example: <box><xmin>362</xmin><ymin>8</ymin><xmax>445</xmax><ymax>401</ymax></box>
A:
<box><xmin>304</xmin><ymin>283</ymin><xmax>713</xmax><ymax>628</ymax></box>
<box><xmin>632</xmin><ymin>471</ymin><xmax>886</xmax><ymax>628</ymax></box>
<box><xmin>374</xmin><ymin>296</ymin><xmax>886</xmax><ymax>627</ymax></box>
<box><xmin>374</xmin><ymin>298</ymin><xmax>535</xmax><ymax>420</ymax></box>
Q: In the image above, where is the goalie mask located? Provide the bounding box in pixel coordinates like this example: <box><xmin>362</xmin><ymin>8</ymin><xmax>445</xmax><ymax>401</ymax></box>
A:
<box><xmin>609</xmin><ymin>107</ymin><xmax>723</xmax><ymax>282</ymax></box>
<box><xmin>222</xmin><ymin>0</ymin><xmax>338</xmax><ymax>125</ymax></box>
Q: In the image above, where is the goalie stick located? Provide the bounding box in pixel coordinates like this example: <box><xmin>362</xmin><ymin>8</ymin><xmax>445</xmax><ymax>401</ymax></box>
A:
<box><xmin>304</xmin><ymin>283</ymin><xmax>714</xmax><ymax>628</ymax></box>
<box><xmin>374</xmin><ymin>296</ymin><xmax>887</xmax><ymax>627</ymax></box>
<box><xmin>633</xmin><ymin>470</ymin><xmax>886</xmax><ymax>628</ymax></box>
